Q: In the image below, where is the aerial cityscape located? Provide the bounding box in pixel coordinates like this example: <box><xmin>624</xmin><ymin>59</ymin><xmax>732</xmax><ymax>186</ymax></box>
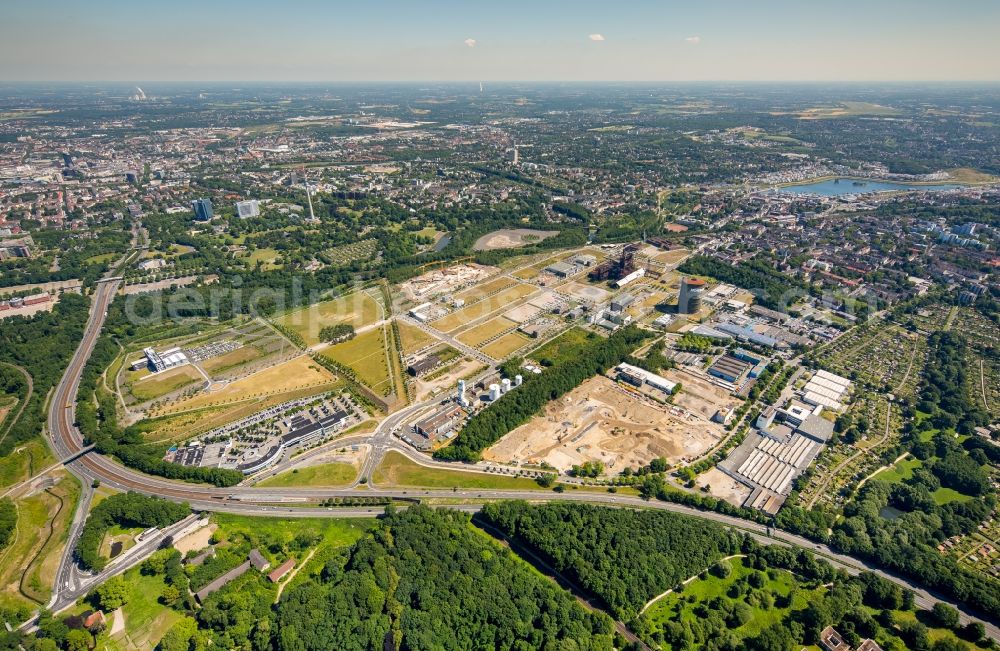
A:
<box><xmin>1</xmin><ymin>2</ymin><xmax>999</xmax><ymax>650</ymax></box>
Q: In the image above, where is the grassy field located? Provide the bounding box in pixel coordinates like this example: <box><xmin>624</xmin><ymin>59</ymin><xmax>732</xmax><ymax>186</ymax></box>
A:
<box><xmin>512</xmin><ymin>265</ymin><xmax>542</xmax><ymax>280</ymax></box>
<box><xmin>432</xmin><ymin>285</ymin><xmax>536</xmax><ymax>333</ymax></box>
<box><xmin>456</xmin><ymin>316</ymin><xmax>517</xmax><ymax>348</ymax></box>
<box><xmin>792</xmin><ymin>101</ymin><xmax>901</xmax><ymax>119</ymax></box>
<box><xmin>212</xmin><ymin>513</ymin><xmax>375</xmax><ymax>599</ymax></box>
<box><xmin>319</xmin><ymin>328</ymin><xmax>393</xmax><ymax>393</ymax></box>
<box><xmin>531</xmin><ymin>327</ymin><xmax>593</xmax><ymax>364</ymax></box>
<box><xmin>84</xmin><ymin>252</ymin><xmax>117</xmax><ymax>265</ymax></box>
<box><xmin>946</xmin><ymin>167</ymin><xmax>999</xmax><ymax>184</ymax></box>
<box><xmin>276</xmin><ymin>291</ymin><xmax>381</xmax><ymax>346</ymax></box>
<box><xmin>150</xmin><ymin>356</ymin><xmax>337</xmax><ymax>418</ymax></box>
<box><xmin>247</xmin><ymin>247</ymin><xmax>282</xmax><ymax>270</ymax></box>
<box><xmin>481</xmin><ymin>331</ymin><xmax>531</xmax><ymax>360</ymax></box>
<box><xmin>92</xmin><ymin>570</ymin><xmax>185</xmax><ymax>651</ymax></box>
<box><xmin>257</xmin><ymin>462</ymin><xmax>358</xmax><ymax>487</ymax></box>
<box><xmin>372</xmin><ymin>451</ymin><xmax>543</xmax><ymax>490</ymax></box>
<box><xmin>0</xmin><ymin>438</ymin><xmax>55</xmax><ymax>489</ymax></box>
<box><xmin>200</xmin><ymin>346</ymin><xmax>262</xmax><ymax>374</ymax></box>
<box><xmin>212</xmin><ymin>513</ymin><xmax>373</xmax><ymax>560</ymax></box>
<box><xmin>871</xmin><ymin>456</ymin><xmax>922</xmax><ymax>484</ymax></box>
<box><xmin>644</xmin><ymin>557</ymin><xmax>816</xmax><ymax>645</ymax></box>
<box><xmin>931</xmin><ymin>487</ymin><xmax>974</xmax><ymax>505</ymax></box>
<box><xmin>128</xmin><ymin>365</ymin><xmax>203</xmax><ymax>401</ymax></box>
<box><xmin>0</xmin><ymin>471</ymin><xmax>81</xmax><ymax>611</ymax></box>
<box><xmin>397</xmin><ymin>320</ymin><xmax>434</xmax><ymax>354</ymax></box>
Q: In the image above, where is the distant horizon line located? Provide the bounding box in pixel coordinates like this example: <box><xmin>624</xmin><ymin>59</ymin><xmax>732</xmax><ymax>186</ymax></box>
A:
<box><xmin>2</xmin><ymin>79</ymin><xmax>1000</xmax><ymax>85</ymax></box>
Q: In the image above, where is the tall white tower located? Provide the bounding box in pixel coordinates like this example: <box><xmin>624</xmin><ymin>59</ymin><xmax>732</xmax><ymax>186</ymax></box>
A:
<box><xmin>301</xmin><ymin>166</ymin><xmax>317</xmax><ymax>223</ymax></box>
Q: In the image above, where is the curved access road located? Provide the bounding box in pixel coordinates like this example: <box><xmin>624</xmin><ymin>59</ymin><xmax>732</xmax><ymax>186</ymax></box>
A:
<box><xmin>44</xmin><ymin>282</ymin><xmax>998</xmax><ymax>640</ymax></box>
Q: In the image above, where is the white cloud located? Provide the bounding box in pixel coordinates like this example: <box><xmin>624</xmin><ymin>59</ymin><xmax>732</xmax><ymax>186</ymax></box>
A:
<box><xmin>685</xmin><ymin>36</ymin><xmax>702</xmax><ymax>45</ymax></box>
<box><xmin>464</xmin><ymin>38</ymin><xmax>477</xmax><ymax>48</ymax></box>
<box><xmin>588</xmin><ymin>34</ymin><xmax>605</xmax><ymax>42</ymax></box>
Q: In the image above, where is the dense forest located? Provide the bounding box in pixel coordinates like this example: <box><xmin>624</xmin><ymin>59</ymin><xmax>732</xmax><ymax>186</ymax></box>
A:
<box><xmin>633</xmin><ymin>541</ymin><xmax>987</xmax><ymax>651</ymax></box>
<box><xmin>435</xmin><ymin>326</ymin><xmax>650</xmax><ymax>462</ymax></box>
<box><xmin>0</xmin><ymin>293</ymin><xmax>90</xmax><ymax>455</ymax></box>
<box><xmin>480</xmin><ymin>502</ymin><xmax>744</xmax><ymax>621</ymax></box>
<box><xmin>7</xmin><ymin>503</ymin><xmax>993</xmax><ymax>651</ymax></box>
<box><xmin>0</xmin><ymin>499</ymin><xmax>15</xmax><ymax>551</ymax></box>
<box><xmin>242</xmin><ymin>505</ymin><xmax>613</xmax><ymax>651</ymax></box>
<box><xmin>916</xmin><ymin>332</ymin><xmax>990</xmax><ymax>435</ymax></box>
<box><xmin>74</xmin><ymin>492</ymin><xmax>189</xmax><ymax>571</ymax></box>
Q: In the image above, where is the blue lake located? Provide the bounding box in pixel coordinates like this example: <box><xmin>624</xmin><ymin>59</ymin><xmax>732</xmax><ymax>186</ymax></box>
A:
<box><xmin>777</xmin><ymin>178</ymin><xmax>965</xmax><ymax>196</ymax></box>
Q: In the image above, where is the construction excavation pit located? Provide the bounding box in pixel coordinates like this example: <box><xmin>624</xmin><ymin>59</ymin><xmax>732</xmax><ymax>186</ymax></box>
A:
<box><xmin>483</xmin><ymin>376</ymin><xmax>723</xmax><ymax>474</ymax></box>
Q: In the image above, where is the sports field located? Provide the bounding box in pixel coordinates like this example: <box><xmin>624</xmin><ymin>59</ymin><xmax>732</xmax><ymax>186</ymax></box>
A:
<box><xmin>275</xmin><ymin>291</ymin><xmax>382</xmax><ymax>346</ymax></box>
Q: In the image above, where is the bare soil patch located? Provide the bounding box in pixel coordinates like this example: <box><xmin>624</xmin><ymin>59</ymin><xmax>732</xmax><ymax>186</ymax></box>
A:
<box><xmin>484</xmin><ymin>376</ymin><xmax>721</xmax><ymax>473</ymax></box>
<box><xmin>473</xmin><ymin>229</ymin><xmax>559</xmax><ymax>251</ymax></box>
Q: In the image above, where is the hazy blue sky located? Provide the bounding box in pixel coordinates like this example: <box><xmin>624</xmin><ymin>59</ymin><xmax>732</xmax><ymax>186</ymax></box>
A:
<box><xmin>2</xmin><ymin>0</ymin><xmax>998</xmax><ymax>81</ymax></box>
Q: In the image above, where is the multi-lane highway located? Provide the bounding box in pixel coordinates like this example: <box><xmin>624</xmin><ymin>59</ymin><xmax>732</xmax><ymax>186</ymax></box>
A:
<box><xmin>41</xmin><ymin>279</ymin><xmax>999</xmax><ymax>640</ymax></box>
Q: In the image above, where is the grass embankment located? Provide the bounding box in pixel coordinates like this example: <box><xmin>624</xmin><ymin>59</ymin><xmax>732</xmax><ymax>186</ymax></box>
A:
<box><xmin>257</xmin><ymin>462</ymin><xmax>358</xmax><ymax>488</ymax></box>
<box><xmin>373</xmin><ymin>451</ymin><xmax>543</xmax><ymax>491</ymax></box>
<box><xmin>0</xmin><ymin>471</ymin><xmax>81</xmax><ymax>613</ymax></box>
<box><xmin>128</xmin><ymin>366</ymin><xmax>203</xmax><ymax>402</ymax></box>
<box><xmin>0</xmin><ymin>438</ymin><xmax>55</xmax><ymax>489</ymax></box>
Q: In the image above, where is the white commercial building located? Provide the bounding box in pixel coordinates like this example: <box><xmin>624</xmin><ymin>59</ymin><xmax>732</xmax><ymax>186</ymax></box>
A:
<box><xmin>236</xmin><ymin>200</ymin><xmax>261</xmax><ymax>219</ymax></box>
<box><xmin>614</xmin><ymin>268</ymin><xmax>646</xmax><ymax>288</ymax></box>
<box><xmin>145</xmin><ymin>346</ymin><xmax>189</xmax><ymax>373</ymax></box>
<box><xmin>615</xmin><ymin>363</ymin><xmax>677</xmax><ymax>393</ymax></box>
